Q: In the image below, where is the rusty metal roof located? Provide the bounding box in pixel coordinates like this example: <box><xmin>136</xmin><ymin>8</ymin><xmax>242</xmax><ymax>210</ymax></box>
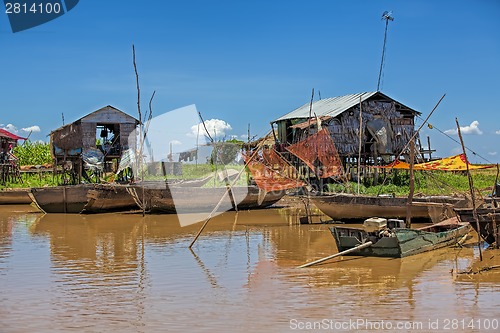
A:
<box><xmin>289</xmin><ymin>116</ymin><xmax>332</xmax><ymax>129</ymax></box>
<box><xmin>0</xmin><ymin>128</ymin><xmax>27</xmax><ymax>141</ymax></box>
<box><xmin>273</xmin><ymin>91</ymin><xmax>418</xmax><ymax>122</ymax></box>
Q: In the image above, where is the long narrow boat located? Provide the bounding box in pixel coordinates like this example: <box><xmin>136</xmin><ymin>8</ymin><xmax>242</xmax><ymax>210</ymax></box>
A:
<box><xmin>127</xmin><ymin>182</ymin><xmax>286</xmax><ymax>214</ymax></box>
<box><xmin>329</xmin><ymin>217</ymin><xmax>471</xmax><ymax>258</ymax></box>
<box><xmin>0</xmin><ymin>188</ymin><xmax>32</xmax><ymax>204</ymax></box>
<box><xmin>311</xmin><ymin>193</ymin><xmax>468</xmax><ymax>222</ymax></box>
<box><xmin>29</xmin><ymin>184</ymin><xmax>96</xmax><ymax>213</ymax></box>
<box><xmin>454</xmin><ymin>204</ymin><xmax>500</xmax><ymax>245</ymax></box>
<box><xmin>82</xmin><ymin>176</ymin><xmax>214</xmax><ymax>213</ymax></box>
<box><xmin>82</xmin><ymin>183</ymin><xmax>139</xmax><ymax>213</ymax></box>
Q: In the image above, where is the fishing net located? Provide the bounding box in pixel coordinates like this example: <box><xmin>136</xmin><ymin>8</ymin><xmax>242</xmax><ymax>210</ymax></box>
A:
<box><xmin>286</xmin><ymin>128</ymin><xmax>344</xmax><ymax>178</ymax></box>
<box><xmin>244</xmin><ymin>147</ymin><xmax>304</xmax><ymax>192</ymax></box>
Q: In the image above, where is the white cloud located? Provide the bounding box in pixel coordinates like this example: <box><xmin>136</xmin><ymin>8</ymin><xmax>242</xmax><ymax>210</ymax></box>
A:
<box><xmin>169</xmin><ymin>140</ymin><xmax>182</xmax><ymax>145</ymax></box>
<box><xmin>21</xmin><ymin>125</ymin><xmax>41</xmax><ymax>133</ymax></box>
<box><xmin>488</xmin><ymin>152</ymin><xmax>498</xmax><ymax>156</ymax></box>
<box><xmin>2</xmin><ymin>124</ymin><xmax>18</xmax><ymax>133</ymax></box>
<box><xmin>495</xmin><ymin>130</ymin><xmax>500</xmax><ymax>135</ymax></box>
<box><xmin>444</xmin><ymin>120</ymin><xmax>483</xmax><ymax>135</ymax></box>
<box><xmin>190</xmin><ymin>119</ymin><xmax>232</xmax><ymax>139</ymax></box>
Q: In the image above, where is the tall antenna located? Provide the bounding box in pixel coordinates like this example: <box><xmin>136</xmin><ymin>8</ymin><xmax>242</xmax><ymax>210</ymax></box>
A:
<box><xmin>377</xmin><ymin>11</ymin><xmax>394</xmax><ymax>91</ymax></box>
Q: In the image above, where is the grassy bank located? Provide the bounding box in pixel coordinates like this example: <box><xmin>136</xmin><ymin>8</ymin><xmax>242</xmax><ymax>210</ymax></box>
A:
<box><xmin>327</xmin><ymin>168</ymin><xmax>498</xmax><ymax>197</ymax></box>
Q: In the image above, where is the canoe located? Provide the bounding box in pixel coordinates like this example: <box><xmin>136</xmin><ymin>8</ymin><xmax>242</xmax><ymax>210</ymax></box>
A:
<box><xmin>329</xmin><ymin>217</ymin><xmax>471</xmax><ymax>258</ymax></box>
<box><xmin>127</xmin><ymin>183</ymin><xmax>286</xmax><ymax>214</ymax></box>
<box><xmin>29</xmin><ymin>184</ymin><xmax>96</xmax><ymax>213</ymax></box>
<box><xmin>0</xmin><ymin>188</ymin><xmax>32</xmax><ymax>204</ymax></box>
<box><xmin>455</xmin><ymin>204</ymin><xmax>500</xmax><ymax>245</ymax></box>
<box><xmin>311</xmin><ymin>193</ymin><xmax>468</xmax><ymax>222</ymax></box>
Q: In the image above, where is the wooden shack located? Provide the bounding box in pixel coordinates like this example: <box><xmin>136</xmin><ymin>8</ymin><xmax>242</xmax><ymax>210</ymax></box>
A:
<box><xmin>0</xmin><ymin>128</ymin><xmax>26</xmax><ymax>157</ymax></box>
<box><xmin>0</xmin><ymin>128</ymin><xmax>26</xmax><ymax>183</ymax></box>
<box><xmin>272</xmin><ymin>92</ymin><xmax>421</xmax><ymax>178</ymax></box>
<box><xmin>50</xmin><ymin>105</ymin><xmax>139</xmax><ymax>183</ymax></box>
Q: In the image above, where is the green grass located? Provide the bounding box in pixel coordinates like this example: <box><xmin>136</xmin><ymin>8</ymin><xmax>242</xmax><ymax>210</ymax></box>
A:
<box><xmin>0</xmin><ymin>173</ymin><xmax>59</xmax><ymax>189</ymax></box>
<box><xmin>326</xmin><ymin>169</ymin><xmax>498</xmax><ymax>197</ymax></box>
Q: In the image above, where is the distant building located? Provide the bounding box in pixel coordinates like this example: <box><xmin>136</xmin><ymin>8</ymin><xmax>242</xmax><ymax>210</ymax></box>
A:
<box><xmin>50</xmin><ymin>105</ymin><xmax>139</xmax><ymax>182</ymax></box>
<box><xmin>0</xmin><ymin>128</ymin><xmax>26</xmax><ymax>161</ymax></box>
<box><xmin>271</xmin><ymin>91</ymin><xmax>421</xmax><ymax>166</ymax></box>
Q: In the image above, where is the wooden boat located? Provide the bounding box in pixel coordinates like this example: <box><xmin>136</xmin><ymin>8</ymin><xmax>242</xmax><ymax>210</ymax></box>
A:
<box><xmin>81</xmin><ymin>176</ymin><xmax>215</xmax><ymax>213</ymax></box>
<box><xmin>0</xmin><ymin>188</ymin><xmax>32</xmax><ymax>204</ymax></box>
<box><xmin>329</xmin><ymin>217</ymin><xmax>471</xmax><ymax>258</ymax></box>
<box><xmin>127</xmin><ymin>182</ymin><xmax>286</xmax><ymax>214</ymax></box>
<box><xmin>82</xmin><ymin>183</ymin><xmax>139</xmax><ymax>213</ymax></box>
<box><xmin>454</xmin><ymin>204</ymin><xmax>500</xmax><ymax>245</ymax></box>
<box><xmin>311</xmin><ymin>193</ymin><xmax>468</xmax><ymax>222</ymax></box>
<box><xmin>29</xmin><ymin>184</ymin><xmax>96</xmax><ymax>213</ymax></box>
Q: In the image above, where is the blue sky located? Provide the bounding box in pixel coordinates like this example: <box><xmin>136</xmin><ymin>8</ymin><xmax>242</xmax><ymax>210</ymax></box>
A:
<box><xmin>1</xmin><ymin>0</ymin><xmax>499</xmax><ymax>163</ymax></box>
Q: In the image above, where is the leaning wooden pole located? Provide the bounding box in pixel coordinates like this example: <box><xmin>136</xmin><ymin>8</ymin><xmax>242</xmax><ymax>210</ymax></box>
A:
<box><xmin>378</xmin><ymin>94</ymin><xmax>446</xmax><ymax>195</ymax></box>
<box><xmin>456</xmin><ymin>118</ymin><xmax>482</xmax><ymax>261</ymax></box>
<box><xmin>298</xmin><ymin>241</ymin><xmax>373</xmax><ymax>268</ymax></box>
<box><xmin>189</xmin><ymin>135</ymin><xmax>268</xmax><ymax>249</ymax></box>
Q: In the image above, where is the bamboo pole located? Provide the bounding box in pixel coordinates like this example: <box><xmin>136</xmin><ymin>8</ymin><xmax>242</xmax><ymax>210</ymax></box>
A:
<box><xmin>492</xmin><ymin>163</ymin><xmax>499</xmax><ymax>200</ymax></box>
<box><xmin>378</xmin><ymin>94</ymin><xmax>446</xmax><ymax>194</ymax></box>
<box><xmin>406</xmin><ymin>139</ymin><xmax>415</xmax><ymax>228</ymax></box>
<box><xmin>197</xmin><ymin>111</ymin><xmax>238</xmax><ymax>210</ymax></box>
<box><xmin>357</xmin><ymin>97</ymin><xmax>363</xmax><ymax>194</ymax></box>
<box><xmin>456</xmin><ymin>118</ymin><xmax>482</xmax><ymax>261</ymax></box>
<box><xmin>298</xmin><ymin>241</ymin><xmax>373</xmax><ymax>268</ymax></box>
<box><xmin>307</xmin><ymin>88</ymin><xmax>314</xmax><ymax>136</ymax></box>
<box><xmin>189</xmin><ymin>135</ymin><xmax>268</xmax><ymax>249</ymax></box>
<box><xmin>132</xmin><ymin>45</ymin><xmax>146</xmax><ymax>216</ymax></box>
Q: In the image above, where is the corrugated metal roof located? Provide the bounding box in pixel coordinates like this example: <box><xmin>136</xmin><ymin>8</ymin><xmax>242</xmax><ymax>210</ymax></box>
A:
<box><xmin>273</xmin><ymin>92</ymin><xmax>377</xmax><ymax>122</ymax></box>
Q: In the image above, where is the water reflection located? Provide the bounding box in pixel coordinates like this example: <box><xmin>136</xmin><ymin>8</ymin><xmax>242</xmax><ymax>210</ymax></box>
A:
<box><xmin>0</xmin><ymin>208</ymin><xmax>498</xmax><ymax>332</ymax></box>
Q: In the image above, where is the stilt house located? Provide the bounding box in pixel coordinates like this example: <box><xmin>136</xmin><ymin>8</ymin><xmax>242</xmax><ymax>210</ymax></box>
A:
<box><xmin>50</xmin><ymin>105</ymin><xmax>139</xmax><ymax>182</ymax></box>
<box><xmin>272</xmin><ymin>91</ymin><xmax>421</xmax><ymax>167</ymax></box>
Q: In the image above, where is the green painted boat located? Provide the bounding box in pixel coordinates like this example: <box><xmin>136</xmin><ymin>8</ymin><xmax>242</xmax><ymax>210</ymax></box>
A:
<box><xmin>329</xmin><ymin>218</ymin><xmax>471</xmax><ymax>258</ymax></box>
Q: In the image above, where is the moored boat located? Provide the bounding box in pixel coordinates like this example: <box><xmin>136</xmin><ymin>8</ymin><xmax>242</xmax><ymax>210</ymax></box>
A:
<box><xmin>454</xmin><ymin>204</ymin><xmax>500</xmax><ymax>245</ymax></box>
<box><xmin>311</xmin><ymin>193</ymin><xmax>468</xmax><ymax>223</ymax></box>
<box><xmin>0</xmin><ymin>188</ymin><xmax>32</xmax><ymax>204</ymax></box>
<box><xmin>329</xmin><ymin>217</ymin><xmax>471</xmax><ymax>258</ymax></box>
<box><xmin>82</xmin><ymin>183</ymin><xmax>139</xmax><ymax>213</ymax></box>
<box><xmin>127</xmin><ymin>182</ymin><xmax>286</xmax><ymax>214</ymax></box>
<box><xmin>29</xmin><ymin>184</ymin><xmax>96</xmax><ymax>213</ymax></box>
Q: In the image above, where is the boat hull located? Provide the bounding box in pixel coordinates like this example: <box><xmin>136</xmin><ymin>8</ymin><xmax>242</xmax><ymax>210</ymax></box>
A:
<box><xmin>127</xmin><ymin>183</ymin><xmax>285</xmax><ymax>214</ymax></box>
<box><xmin>83</xmin><ymin>184</ymin><xmax>138</xmax><ymax>213</ymax></box>
<box><xmin>330</xmin><ymin>222</ymin><xmax>471</xmax><ymax>258</ymax></box>
<box><xmin>312</xmin><ymin>194</ymin><xmax>466</xmax><ymax>222</ymax></box>
<box><xmin>455</xmin><ymin>207</ymin><xmax>500</xmax><ymax>245</ymax></box>
<box><xmin>0</xmin><ymin>189</ymin><xmax>32</xmax><ymax>204</ymax></box>
<box><xmin>30</xmin><ymin>184</ymin><xmax>95</xmax><ymax>213</ymax></box>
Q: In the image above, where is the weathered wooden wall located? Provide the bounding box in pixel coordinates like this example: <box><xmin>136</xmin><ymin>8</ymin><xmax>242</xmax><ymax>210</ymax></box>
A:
<box><xmin>120</xmin><ymin>123</ymin><xmax>137</xmax><ymax>149</ymax></box>
<box><xmin>81</xmin><ymin>122</ymin><xmax>96</xmax><ymax>149</ymax></box>
<box><xmin>50</xmin><ymin>122</ymin><xmax>82</xmax><ymax>150</ymax></box>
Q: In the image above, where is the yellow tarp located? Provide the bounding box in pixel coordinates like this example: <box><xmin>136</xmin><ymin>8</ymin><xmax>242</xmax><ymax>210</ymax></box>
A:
<box><xmin>378</xmin><ymin>154</ymin><xmax>494</xmax><ymax>171</ymax></box>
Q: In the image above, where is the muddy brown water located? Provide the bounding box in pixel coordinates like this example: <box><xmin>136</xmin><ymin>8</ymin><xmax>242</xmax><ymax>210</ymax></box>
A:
<box><xmin>0</xmin><ymin>205</ymin><xmax>498</xmax><ymax>332</ymax></box>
